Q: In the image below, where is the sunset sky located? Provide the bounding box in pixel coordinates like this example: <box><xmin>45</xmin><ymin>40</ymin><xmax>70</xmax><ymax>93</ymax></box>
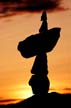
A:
<box><xmin>0</xmin><ymin>0</ymin><xmax>71</xmax><ymax>104</ymax></box>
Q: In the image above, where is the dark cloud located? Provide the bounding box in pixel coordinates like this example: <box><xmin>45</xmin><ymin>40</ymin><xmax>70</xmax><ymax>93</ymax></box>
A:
<box><xmin>0</xmin><ymin>99</ymin><xmax>20</xmax><ymax>105</ymax></box>
<box><xmin>63</xmin><ymin>88</ymin><xmax>71</xmax><ymax>91</ymax></box>
<box><xmin>0</xmin><ymin>0</ymin><xmax>21</xmax><ymax>2</ymax></box>
<box><xmin>0</xmin><ymin>99</ymin><xmax>16</xmax><ymax>103</ymax></box>
<box><xmin>21</xmin><ymin>0</ymin><xmax>62</xmax><ymax>11</ymax></box>
<box><xmin>0</xmin><ymin>0</ymin><xmax>68</xmax><ymax>17</ymax></box>
<box><xmin>49</xmin><ymin>88</ymin><xmax>56</xmax><ymax>91</ymax></box>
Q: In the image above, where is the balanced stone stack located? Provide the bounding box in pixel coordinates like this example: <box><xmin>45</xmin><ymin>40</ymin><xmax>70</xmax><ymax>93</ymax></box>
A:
<box><xmin>18</xmin><ymin>11</ymin><xmax>61</xmax><ymax>96</ymax></box>
<box><xmin>29</xmin><ymin>11</ymin><xmax>50</xmax><ymax>95</ymax></box>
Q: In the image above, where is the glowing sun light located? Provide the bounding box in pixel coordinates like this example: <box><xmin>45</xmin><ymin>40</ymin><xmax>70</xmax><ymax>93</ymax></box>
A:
<box><xmin>13</xmin><ymin>89</ymin><xmax>33</xmax><ymax>99</ymax></box>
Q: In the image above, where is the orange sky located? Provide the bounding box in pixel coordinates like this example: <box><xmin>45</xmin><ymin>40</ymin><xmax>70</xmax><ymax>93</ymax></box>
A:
<box><xmin>0</xmin><ymin>0</ymin><xmax>71</xmax><ymax>104</ymax></box>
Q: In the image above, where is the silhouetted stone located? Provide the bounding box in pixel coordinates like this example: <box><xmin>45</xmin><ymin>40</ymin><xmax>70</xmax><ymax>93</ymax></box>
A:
<box><xmin>31</xmin><ymin>53</ymin><xmax>48</xmax><ymax>75</ymax></box>
<box><xmin>39</xmin><ymin>20</ymin><xmax>48</xmax><ymax>33</ymax></box>
<box><xmin>17</xmin><ymin>11</ymin><xmax>61</xmax><ymax>102</ymax></box>
<box><xmin>39</xmin><ymin>10</ymin><xmax>48</xmax><ymax>33</ymax></box>
<box><xmin>18</xmin><ymin>27</ymin><xmax>61</xmax><ymax>58</ymax></box>
<box><xmin>41</xmin><ymin>10</ymin><xmax>47</xmax><ymax>21</ymax></box>
<box><xmin>29</xmin><ymin>75</ymin><xmax>50</xmax><ymax>95</ymax></box>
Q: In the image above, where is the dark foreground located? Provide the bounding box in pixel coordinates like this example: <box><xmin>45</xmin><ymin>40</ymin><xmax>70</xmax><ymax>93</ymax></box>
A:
<box><xmin>0</xmin><ymin>92</ymin><xmax>71</xmax><ymax>108</ymax></box>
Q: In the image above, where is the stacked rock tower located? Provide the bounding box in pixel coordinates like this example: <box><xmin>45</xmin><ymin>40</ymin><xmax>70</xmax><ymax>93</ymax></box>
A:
<box><xmin>18</xmin><ymin>11</ymin><xmax>61</xmax><ymax>96</ymax></box>
<box><xmin>29</xmin><ymin>11</ymin><xmax>50</xmax><ymax>95</ymax></box>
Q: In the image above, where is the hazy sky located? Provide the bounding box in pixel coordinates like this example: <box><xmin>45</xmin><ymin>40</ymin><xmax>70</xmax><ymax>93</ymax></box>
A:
<box><xmin>0</xmin><ymin>0</ymin><xmax>71</xmax><ymax>104</ymax></box>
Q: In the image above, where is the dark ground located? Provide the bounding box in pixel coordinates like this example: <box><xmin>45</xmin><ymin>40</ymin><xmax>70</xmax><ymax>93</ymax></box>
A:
<box><xmin>0</xmin><ymin>92</ymin><xmax>71</xmax><ymax>108</ymax></box>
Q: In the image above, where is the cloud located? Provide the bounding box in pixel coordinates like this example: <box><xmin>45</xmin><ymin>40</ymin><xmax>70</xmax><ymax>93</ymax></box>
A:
<box><xmin>0</xmin><ymin>0</ymin><xmax>69</xmax><ymax>18</ymax></box>
<box><xmin>63</xmin><ymin>87</ymin><xmax>71</xmax><ymax>94</ymax></box>
<box><xmin>0</xmin><ymin>0</ymin><xmax>68</xmax><ymax>14</ymax></box>
<box><xmin>0</xmin><ymin>99</ymin><xmax>16</xmax><ymax>103</ymax></box>
<box><xmin>15</xmin><ymin>0</ymin><xmax>62</xmax><ymax>11</ymax></box>
<box><xmin>0</xmin><ymin>99</ymin><xmax>20</xmax><ymax>105</ymax></box>
<box><xmin>63</xmin><ymin>88</ymin><xmax>71</xmax><ymax>91</ymax></box>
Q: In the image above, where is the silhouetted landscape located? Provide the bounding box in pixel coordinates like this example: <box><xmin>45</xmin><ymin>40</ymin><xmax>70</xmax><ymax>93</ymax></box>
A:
<box><xmin>0</xmin><ymin>93</ymin><xmax>71</xmax><ymax>107</ymax></box>
<box><xmin>0</xmin><ymin>10</ymin><xmax>71</xmax><ymax>108</ymax></box>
